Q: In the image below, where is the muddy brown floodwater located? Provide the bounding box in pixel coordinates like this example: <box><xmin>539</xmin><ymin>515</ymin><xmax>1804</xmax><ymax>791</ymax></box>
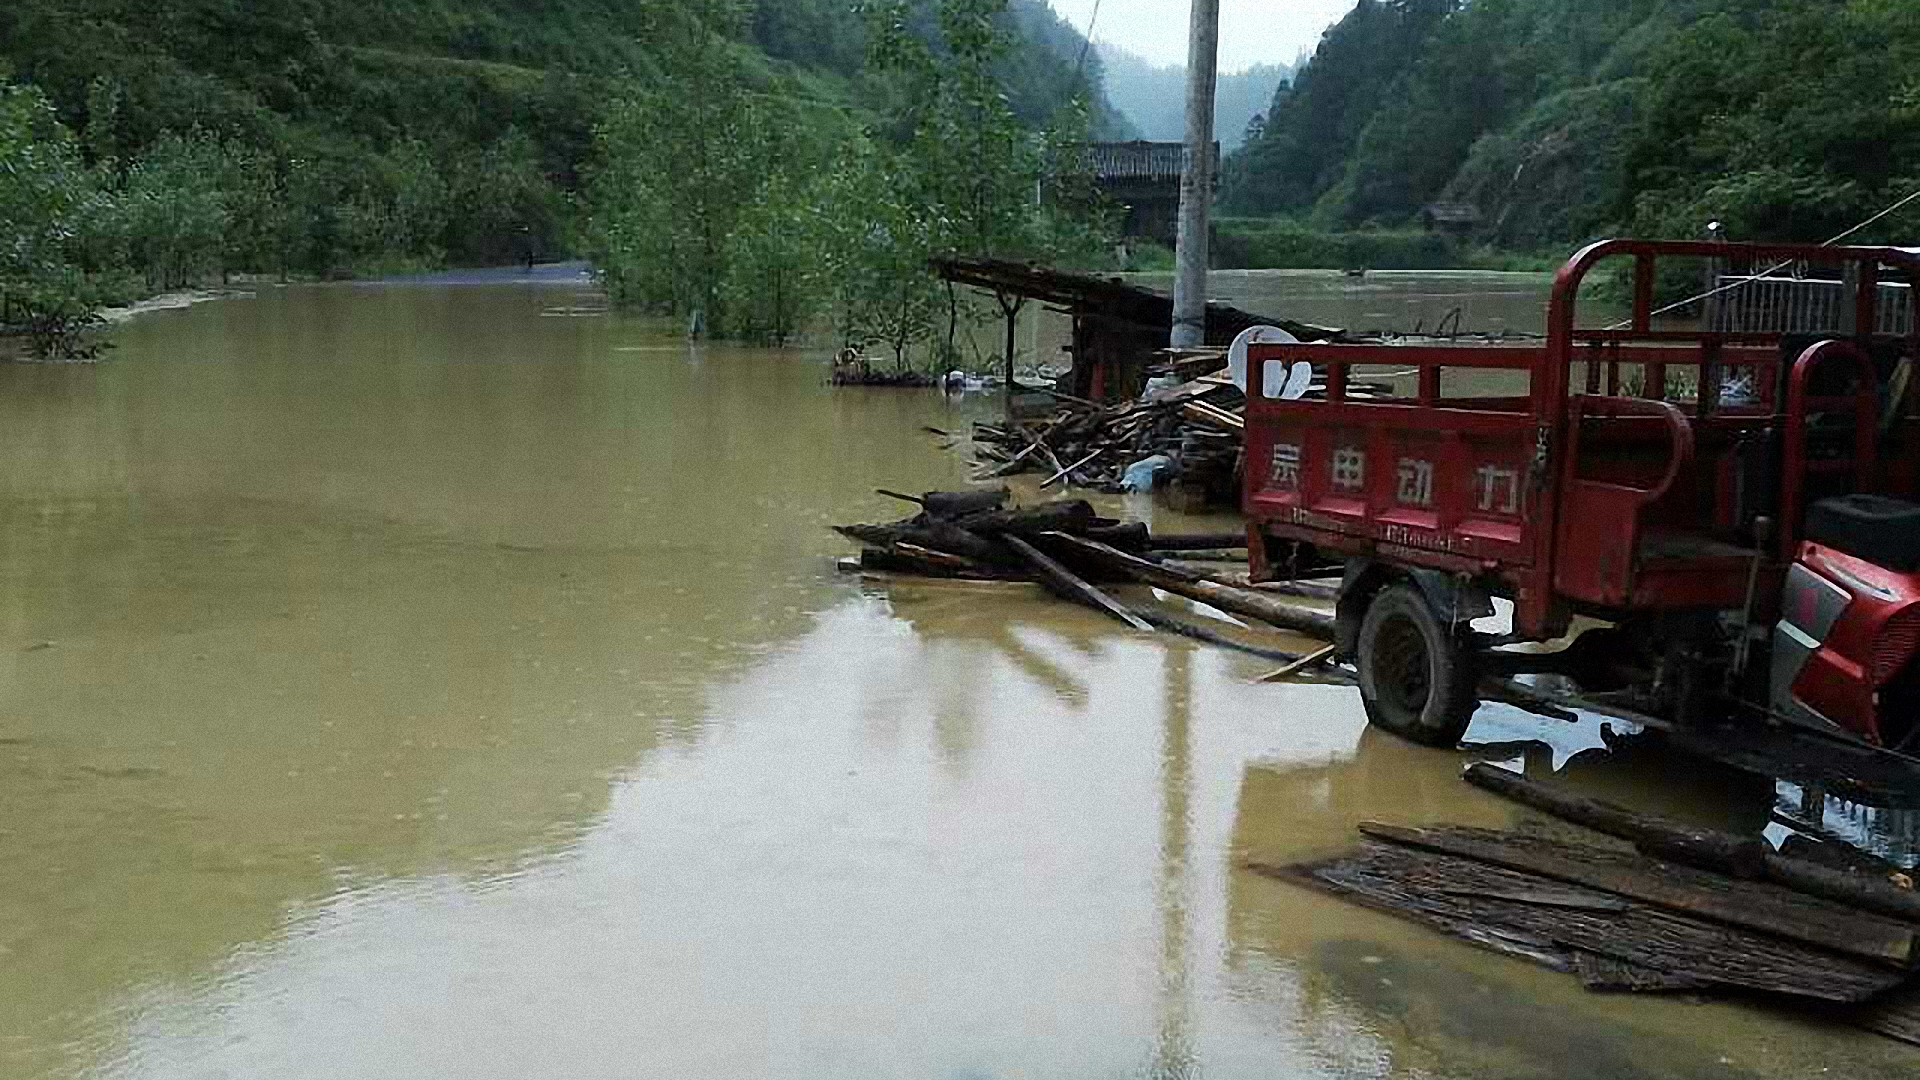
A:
<box><xmin>0</xmin><ymin>271</ymin><xmax>1913</xmax><ymax>1080</ymax></box>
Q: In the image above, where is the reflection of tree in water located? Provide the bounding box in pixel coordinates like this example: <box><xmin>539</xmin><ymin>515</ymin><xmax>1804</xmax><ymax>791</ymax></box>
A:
<box><xmin>872</xmin><ymin>579</ymin><xmax>1210</xmax><ymax>1079</ymax></box>
<box><xmin>862</xmin><ymin>581</ymin><xmax>1112</xmax><ymax>776</ymax></box>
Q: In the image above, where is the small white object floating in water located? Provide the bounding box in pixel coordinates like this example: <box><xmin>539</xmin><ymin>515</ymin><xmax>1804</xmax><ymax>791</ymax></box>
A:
<box><xmin>942</xmin><ymin>371</ymin><xmax>1000</xmax><ymax>393</ymax></box>
<box><xmin>1228</xmin><ymin>325</ymin><xmax>1312</xmax><ymax>400</ymax></box>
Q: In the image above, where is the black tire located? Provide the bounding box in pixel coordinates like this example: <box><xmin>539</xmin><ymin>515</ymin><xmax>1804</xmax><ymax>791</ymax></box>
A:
<box><xmin>1356</xmin><ymin>583</ymin><xmax>1480</xmax><ymax>747</ymax></box>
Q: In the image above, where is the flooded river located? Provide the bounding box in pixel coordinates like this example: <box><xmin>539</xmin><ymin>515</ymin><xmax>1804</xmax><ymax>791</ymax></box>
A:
<box><xmin>1</xmin><ymin>272</ymin><xmax>1912</xmax><ymax>1079</ymax></box>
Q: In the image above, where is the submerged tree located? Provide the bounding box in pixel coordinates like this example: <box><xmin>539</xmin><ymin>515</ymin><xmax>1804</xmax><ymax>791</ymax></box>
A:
<box><xmin>0</xmin><ymin>80</ymin><xmax>118</xmax><ymax>358</ymax></box>
<box><xmin>807</xmin><ymin>134</ymin><xmax>945</xmax><ymax>368</ymax></box>
<box><xmin>861</xmin><ymin>0</ymin><xmax>1114</xmax><ymax>378</ymax></box>
<box><xmin>589</xmin><ymin>0</ymin><xmax>1113</xmax><ymax>360</ymax></box>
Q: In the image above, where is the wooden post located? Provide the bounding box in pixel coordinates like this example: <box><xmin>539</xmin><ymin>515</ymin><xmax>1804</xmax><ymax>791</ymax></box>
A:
<box><xmin>1169</xmin><ymin>0</ymin><xmax>1219</xmax><ymax>350</ymax></box>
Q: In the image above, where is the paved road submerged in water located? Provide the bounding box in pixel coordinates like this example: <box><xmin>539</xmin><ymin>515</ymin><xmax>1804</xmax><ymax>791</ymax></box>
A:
<box><xmin>0</xmin><ymin>276</ymin><xmax>1912</xmax><ymax>1079</ymax></box>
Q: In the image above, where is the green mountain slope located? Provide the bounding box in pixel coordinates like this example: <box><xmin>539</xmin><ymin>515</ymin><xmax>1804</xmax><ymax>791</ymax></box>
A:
<box><xmin>0</xmin><ymin>0</ymin><xmax>1119</xmax><ymax>271</ymax></box>
<box><xmin>1223</xmin><ymin>0</ymin><xmax>1920</xmax><ymax>250</ymax></box>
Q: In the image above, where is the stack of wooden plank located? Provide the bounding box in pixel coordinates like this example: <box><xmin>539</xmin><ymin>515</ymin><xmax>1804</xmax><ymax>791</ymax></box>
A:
<box><xmin>1251</xmin><ymin>763</ymin><xmax>1920</xmax><ymax>1048</ymax></box>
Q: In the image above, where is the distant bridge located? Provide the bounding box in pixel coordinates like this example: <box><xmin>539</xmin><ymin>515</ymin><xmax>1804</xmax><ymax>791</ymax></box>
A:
<box><xmin>1084</xmin><ymin>141</ymin><xmax>1218</xmax><ymax>247</ymax></box>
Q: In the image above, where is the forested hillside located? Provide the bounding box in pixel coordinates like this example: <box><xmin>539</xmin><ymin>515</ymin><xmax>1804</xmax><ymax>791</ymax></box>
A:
<box><xmin>1096</xmin><ymin>46</ymin><xmax>1289</xmax><ymax>150</ymax></box>
<box><xmin>1</xmin><ymin>0</ymin><xmax>1117</xmax><ymax>355</ymax></box>
<box><xmin>1223</xmin><ymin>0</ymin><xmax>1920</xmax><ymax>250</ymax></box>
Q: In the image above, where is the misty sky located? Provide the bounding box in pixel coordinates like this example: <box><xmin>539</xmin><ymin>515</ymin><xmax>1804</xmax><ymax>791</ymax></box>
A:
<box><xmin>1047</xmin><ymin>0</ymin><xmax>1355</xmax><ymax>73</ymax></box>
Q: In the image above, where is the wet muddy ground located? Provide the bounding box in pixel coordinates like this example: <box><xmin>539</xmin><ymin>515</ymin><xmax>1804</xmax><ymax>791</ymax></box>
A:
<box><xmin>0</xmin><ymin>274</ymin><xmax>1913</xmax><ymax>1079</ymax></box>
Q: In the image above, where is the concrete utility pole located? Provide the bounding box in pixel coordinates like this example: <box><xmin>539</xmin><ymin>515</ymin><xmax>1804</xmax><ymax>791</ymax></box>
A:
<box><xmin>1170</xmin><ymin>0</ymin><xmax>1221</xmax><ymax>349</ymax></box>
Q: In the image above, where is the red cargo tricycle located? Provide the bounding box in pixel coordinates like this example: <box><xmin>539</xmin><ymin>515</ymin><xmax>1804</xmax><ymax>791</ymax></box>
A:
<box><xmin>1244</xmin><ymin>240</ymin><xmax>1920</xmax><ymax>761</ymax></box>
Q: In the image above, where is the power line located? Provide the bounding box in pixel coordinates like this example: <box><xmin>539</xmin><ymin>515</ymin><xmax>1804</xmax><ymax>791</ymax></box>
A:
<box><xmin>1074</xmin><ymin>0</ymin><xmax>1105</xmax><ymax>80</ymax></box>
<box><xmin>1612</xmin><ymin>185</ymin><xmax>1920</xmax><ymax>329</ymax></box>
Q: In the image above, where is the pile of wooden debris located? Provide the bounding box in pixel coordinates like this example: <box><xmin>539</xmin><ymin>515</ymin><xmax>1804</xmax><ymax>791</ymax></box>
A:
<box><xmin>834</xmin><ymin>487</ymin><xmax>1340</xmax><ymax>669</ymax></box>
<box><xmin>965</xmin><ymin>356</ymin><xmax>1401</xmax><ymax>509</ymax></box>
<box><xmin>964</xmin><ymin>378</ymin><xmax>1246</xmax><ymax>505</ymax></box>
<box><xmin>1257</xmin><ymin>763</ymin><xmax>1920</xmax><ymax>1049</ymax></box>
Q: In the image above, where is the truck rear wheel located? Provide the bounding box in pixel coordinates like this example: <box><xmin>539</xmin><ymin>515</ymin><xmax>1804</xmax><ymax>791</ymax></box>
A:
<box><xmin>1357</xmin><ymin>583</ymin><xmax>1480</xmax><ymax>747</ymax></box>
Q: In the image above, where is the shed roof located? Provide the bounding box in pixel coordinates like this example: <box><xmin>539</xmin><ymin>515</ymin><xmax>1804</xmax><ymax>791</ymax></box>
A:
<box><xmin>1084</xmin><ymin>141</ymin><xmax>1214</xmax><ymax>182</ymax></box>
<box><xmin>931</xmin><ymin>257</ymin><xmax>1344</xmax><ymax>345</ymax></box>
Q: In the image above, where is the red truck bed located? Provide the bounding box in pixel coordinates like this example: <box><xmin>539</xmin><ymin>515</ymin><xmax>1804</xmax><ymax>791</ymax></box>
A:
<box><xmin>1244</xmin><ymin>240</ymin><xmax>1920</xmax><ymax>641</ymax></box>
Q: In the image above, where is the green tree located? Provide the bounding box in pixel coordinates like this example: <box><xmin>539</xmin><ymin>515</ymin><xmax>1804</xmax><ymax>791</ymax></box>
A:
<box><xmin>862</xmin><ymin>0</ymin><xmax>1115</xmax><ymax>378</ymax></box>
<box><xmin>807</xmin><ymin>134</ymin><xmax>946</xmax><ymax>368</ymax></box>
<box><xmin>0</xmin><ymin>79</ymin><xmax>122</xmax><ymax>358</ymax></box>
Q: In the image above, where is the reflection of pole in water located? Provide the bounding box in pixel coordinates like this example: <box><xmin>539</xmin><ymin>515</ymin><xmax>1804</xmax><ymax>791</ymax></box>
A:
<box><xmin>1153</xmin><ymin>645</ymin><xmax>1197</xmax><ymax>1079</ymax></box>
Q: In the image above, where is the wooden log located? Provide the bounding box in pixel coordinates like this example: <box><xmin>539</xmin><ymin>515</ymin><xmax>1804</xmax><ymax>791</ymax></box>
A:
<box><xmin>893</xmin><ymin>542</ymin><xmax>974</xmax><ymax>570</ymax></box>
<box><xmin>1039</xmin><ymin>533</ymin><xmax>1336</xmax><ymax>639</ymax></box>
<box><xmin>1262</xmin><ymin>842</ymin><xmax>1906</xmax><ymax>1002</ymax></box>
<box><xmin>1003</xmin><ymin>534</ymin><xmax>1153</xmax><ymax>632</ymax></box>
<box><xmin>1084</xmin><ymin>521</ymin><xmax>1152</xmax><ymax>551</ymax></box>
<box><xmin>1259</xmin><ymin>580</ymin><xmax>1341</xmax><ymax>601</ymax></box>
<box><xmin>858</xmin><ymin>548</ymin><xmax>1027</xmax><ymax>581</ymax></box>
<box><xmin>953</xmin><ymin>500</ymin><xmax>1097</xmax><ymax>538</ymax></box>
<box><xmin>834</xmin><ymin>523</ymin><xmax>1004</xmax><ymax>566</ymax></box>
<box><xmin>1477</xmin><ymin>677</ymin><xmax>1582</xmax><ymax>723</ymax></box>
<box><xmin>1361</xmin><ymin>823</ymin><xmax>1919</xmax><ymax>970</ymax></box>
<box><xmin>921</xmin><ymin>489</ymin><xmax>1009</xmax><ymax>520</ymax></box>
<box><xmin>1462</xmin><ymin>762</ymin><xmax>1769</xmax><ymax>879</ymax></box>
<box><xmin>1146</xmin><ymin>532</ymin><xmax>1249</xmax><ymax>551</ymax></box>
<box><xmin>1761</xmin><ymin>853</ymin><xmax>1920</xmax><ymax>925</ymax></box>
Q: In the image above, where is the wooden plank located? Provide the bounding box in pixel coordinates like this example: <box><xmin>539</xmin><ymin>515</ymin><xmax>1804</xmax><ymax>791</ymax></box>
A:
<box><xmin>1041</xmin><ymin>449</ymin><xmax>1103</xmax><ymax>489</ymax></box>
<box><xmin>1361</xmin><ymin>823</ymin><xmax>1918</xmax><ymax>970</ymax></box>
<box><xmin>1437</xmin><ymin>885</ymin><xmax>1630</xmax><ymax>912</ymax></box>
<box><xmin>1181</xmin><ymin>400</ymin><xmax>1245</xmax><ymax>432</ymax></box>
<box><xmin>1254</xmin><ymin>856</ymin><xmax>1579</xmax><ymax>975</ymax></box>
<box><xmin>1572</xmin><ymin>951</ymin><xmax>1713</xmax><ymax>993</ymax></box>
<box><xmin>1003</xmin><ymin>534</ymin><xmax>1153</xmax><ymax>632</ymax></box>
<box><xmin>1261</xmin><ymin>842</ymin><xmax>1906</xmax><ymax>1002</ymax></box>
<box><xmin>1254</xmin><ymin>645</ymin><xmax>1336</xmax><ymax>684</ymax></box>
